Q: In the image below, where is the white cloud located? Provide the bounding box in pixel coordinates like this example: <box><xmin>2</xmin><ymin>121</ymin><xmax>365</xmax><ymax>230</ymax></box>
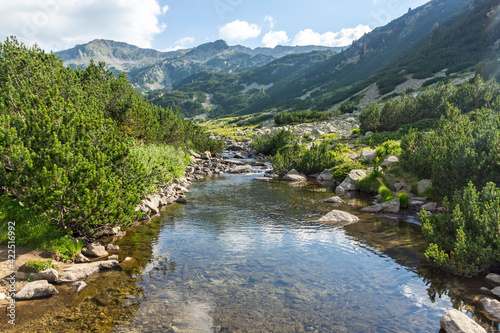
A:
<box><xmin>161</xmin><ymin>5</ymin><xmax>169</xmax><ymax>15</ymax></box>
<box><xmin>218</xmin><ymin>20</ymin><xmax>261</xmax><ymax>42</ymax></box>
<box><xmin>163</xmin><ymin>36</ymin><xmax>195</xmax><ymax>51</ymax></box>
<box><xmin>264</xmin><ymin>15</ymin><xmax>274</xmax><ymax>30</ymax></box>
<box><xmin>0</xmin><ymin>0</ymin><xmax>167</xmax><ymax>51</ymax></box>
<box><xmin>262</xmin><ymin>30</ymin><xmax>289</xmax><ymax>48</ymax></box>
<box><xmin>292</xmin><ymin>24</ymin><xmax>372</xmax><ymax>47</ymax></box>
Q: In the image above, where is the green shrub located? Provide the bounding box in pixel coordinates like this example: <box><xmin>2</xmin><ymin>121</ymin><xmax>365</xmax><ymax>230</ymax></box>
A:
<box><xmin>379</xmin><ymin>186</ymin><xmax>395</xmax><ymax>202</ymax></box>
<box><xmin>375</xmin><ymin>140</ymin><xmax>401</xmax><ymax>160</ymax></box>
<box><xmin>331</xmin><ymin>161</ymin><xmax>364</xmax><ymax>181</ymax></box>
<box><xmin>397</xmin><ymin>193</ymin><xmax>410</xmax><ymax>208</ymax></box>
<box><xmin>356</xmin><ymin>172</ymin><xmax>392</xmax><ymax>194</ymax></box>
<box><xmin>422</xmin><ymin>182</ymin><xmax>500</xmax><ymax>277</ymax></box>
<box><xmin>252</xmin><ymin>129</ymin><xmax>297</xmax><ymax>156</ymax></box>
<box><xmin>25</xmin><ymin>260</ymin><xmax>52</xmax><ymax>272</ymax></box>
<box><xmin>274</xmin><ymin>110</ymin><xmax>333</xmax><ymax>125</ymax></box>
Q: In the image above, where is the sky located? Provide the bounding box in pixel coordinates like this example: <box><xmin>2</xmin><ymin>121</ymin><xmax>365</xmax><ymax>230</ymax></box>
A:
<box><xmin>0</xmin><ymin>0</ymin><xmax>431</xmax><ymax>52</ymax></box>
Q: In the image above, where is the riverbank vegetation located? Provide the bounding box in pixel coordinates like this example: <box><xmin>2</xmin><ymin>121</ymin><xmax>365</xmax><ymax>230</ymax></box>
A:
<box><xmin>0</xmin><ymin>38</ymin><xmax>223</xmax><ymax>260</ymax></box>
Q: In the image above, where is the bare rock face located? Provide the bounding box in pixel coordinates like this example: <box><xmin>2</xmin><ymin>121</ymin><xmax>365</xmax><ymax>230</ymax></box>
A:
<box><xmin>82</xmin><ymin>243</ymin><xmax>109</xmax><ymax>257</ymax></box>
<box><xmin>14</xmin><ymin>280</ymin><xmax>58</xmax><ymax>300</ymax></box>
<box><xmin>440</xmin><ymin>309</ymin><xmax>486</xmax><ymax>333</ymax></box>
<box><xmin>316</xmin><ymin>210</ymin><xmax>359</xmax><ymax>226</ymax></box>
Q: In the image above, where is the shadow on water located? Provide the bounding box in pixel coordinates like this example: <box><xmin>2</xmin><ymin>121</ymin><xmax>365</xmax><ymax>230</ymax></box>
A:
<box><xmin>7</xmin><ymin>174</ymin><xmax>500</xmax><ymax>332</ymax></box>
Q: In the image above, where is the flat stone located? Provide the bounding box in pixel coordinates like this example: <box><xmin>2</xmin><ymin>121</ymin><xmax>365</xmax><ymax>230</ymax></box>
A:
<box><xmin>361</xmin><ymin>205</ymin><xmax>384</xmax><ymax>213</ymax></box>
<box><xmin>317</xmin><ymin>210</ymin><xmax>360</xmax><ymax>226</ymax></box>
<box><xmin>491</xmin><ymin>287</ymin><xmax>500</xmax><ymax>298</ymax></box>
<box><xmin>82</xmin><ymin>243</ymin><xmax>109</xmax><ymax>257</ymax></box>
<box><xmin>37</xmin><ymin>268</ymin><xmax>59</xmax><ymax>283</ymax></box>
<box><xmin>14</xmin><ymin>280</ymin><xmax>58</xmax><ymax>300</ymax></box>
<box><xmin>486</xmin><ymin>273</ymin><xmax>500</xmax><ymax>286</ymax></box>
<box><xmin>381</xmin><ymin>155</ymin><xmax>399</xmax><ymax>166</ymax></box>
<box><xmin>230</xmin><ymin>165</ymin><xmax>252</xmax><ymax>174</ymax></box>
<box><xmin>440</xmin><ymin>309</ymin><xmax>486</xmax><ymax>333</ymax></box>
<box><xmin>479</xmin><ymin>297</ymin><xmax>500</xmax><ymax>322</ymax></box>
<box><xmin>58</xmin><ymin>260</ymin><xmax>120</xmax><ymax>283</ymax></box>
<box><xmin>254</xmin><ymin>177</ymin><xmax>273</xmax><ymax>182</ymax></box>
<box><xmin>324</xmin><ymin>196</ymin><xmax>345</xmax><ymax>204</ymax></box>
<box><xmin>108</xmin><ymin>255</ymin><xmax>119</xmax><ymax>260</ymax></box>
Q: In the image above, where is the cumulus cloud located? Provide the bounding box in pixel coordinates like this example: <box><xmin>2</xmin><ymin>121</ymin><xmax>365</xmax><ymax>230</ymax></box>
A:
<box><xmin>164</xmin><ymin>36</ymin><xmax>195</xmax><ymax>51</ymax></box>
<box><xmin>292</xmin><ymin>24</ymin><xmax>372</xmax><ymax>47</ymax></box>
<box><xmin>262</xmin><ymin>31</ymin><xmax>289</xmax><ymax>48</ymax></box>
<box><xmin>0</xmin><ymin>0</ymin><xmax>167</xmax><ymax>51</ymax></box>
<box><xmin>218</xmin><ymin>20</ymin><xmax>261</xmax><ymax>42</ymax></box>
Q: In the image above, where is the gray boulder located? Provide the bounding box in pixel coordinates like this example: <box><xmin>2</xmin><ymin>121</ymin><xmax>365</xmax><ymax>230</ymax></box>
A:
<box><xmin>440</xmin><ymin>309</ymin><xmax>486</xmax><ymax>333</ymax></box>
<box><xmin>230</xmin><ymin>165</ymin><xmax>252</xmax><ymax>174</ymax></box>
<box><xmin>82</xmin><ymin>242</ymin><xmax>109</xmax><ymax>257</ymax></box>
<box><xmin>283</xmin><ymin>169</ymin><xmax>307</xmax><ymax>182</ymax></box>
<box><xmin>106</xmin><ymin>244</ymin><xmax>120</xmax><ymax>251</ymax></box>
<box><xmin>335</xmin><ymin>186</ymin><xmax>346</xmax><ymax>195</ymax></box>
<box><xmin>200</xmin><ymin>151</ymin><xmax>212</xmax><ymax>160</ymax></box>
<box><xmin>479</xmin><ymin>297</ymin><xmax>500</xmax><ymax>322</ymax></box>
<box><xmin>417</xmin><ymin>179</ymin><xmax>433</xmax><ymax>195</ymax></box>
<box><xmin>37</xmin><ymin>268</ymin><xmax>59</xmax><ymax>283</ymax></box>
<box><xmin>381</xmin><ymin>198</ymin><xmax>400</xmax><ymax>213</ymax></box>
<box><xmin>360</xmin><ymin>149</ymin><xmax>377</xmax><ymax>162</ymax></box>
<box><xmin>75</xmin><ymin>253</ymin><xmax>90</xmax><ymax>263</ymax></box>
<box><xmin>491</xmin><ymin>287</ymin><xmax>500</xmax><ymax>298</ymax></box>
<box><xmin>486</xmin><ymin>273</ymin><xmax>500</xmax><ymax>286</ymax></box>
<box><xmin>317</xmin><ymin>210</ymin><xmax>359</xmax><ymax>226</ymax></box>
<box><xmin>381</xmin><ymin>156</ymin><xmax>399</xmax><ymax>167</ymax></box>
<box><xmin>317</xmin><ymin>169</ymin><xmax>334</xmax><ymax>181</ymax></box>
<box><xmin>422</xmin><ymin>202</ymin><xmax>438</xmax><ymax>211</ymax></box>
<box><xmin>361</xmin><ymin>205</ymin><xmax>384</xmax><ymax>213</ymax></box>
<box><xmin>14</xmin><ymin>280</ymin><xmax>58</xmax><ymax>300</ymax></box>
<box><xmin>323</xmin><ymin>196</ymin><xmax>345</xmax><ymax>204</ymax></box>
<box><xmin>58</xmin><ymin>260</ymin><xmax>120</xmax><ymax>283</ymax></box>
<box><xmin>338</xmin><ymin>169</ymin><xmax>366</xmax><ymax>191</ymax></box>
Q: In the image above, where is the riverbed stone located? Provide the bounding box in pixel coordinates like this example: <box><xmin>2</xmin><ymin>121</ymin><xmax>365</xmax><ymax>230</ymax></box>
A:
<box><xmin>74</xmin><ymin>281</ymin><xmax>87</xmax><ymax>293</ymax></box>
<box><xmin>361</xmin><ymin>205</ymin><xmax>384</xmax><ymax>213</ymax></box>
<box><xmin>479</xmin><ymin>297</ymin><xmax>500</xmax><ymax>322</ymax></box>
<box><xmin>58</xmin><ymin>260</ymin><xmax>120</xmax><ymax>283</ymax></box>
<box><xmin>108</xmin><ymin>254</ymin><xmax>119</xmax><ymax>260</ymax></box>
<box><xmin>491</xmin><ymin>287</ymin><xmax>500</xmax><ymax>298</ymax></box>
<box><xmin>106</xmin><ymin>244</ymin><xmax>120</xmax><ymax>251</ymax></box>
<box><xmin>317</xmin><ymin>210</ymin><xmax>359</xmax><ymax>225</ymax></box>
<box><xmin>75</xmin><ymin>253</ymin><xmax>90</xmax><ymax>263</ymax></box>
<box><xmin>486</xmin><ymin>273</ymin><xmax>500</xmax><ymax>286</ymax></box>
<box><xmin>230</xmin><ymin>165</ymin><xmax>252</xmax><ymax>174</ymax></box>
<box><xmin>283</xmin><ymin>169</ymin><xmax>307</xmax><ymax>182</ymax></box>
<box><xmin>324</xmin><ymin>196</ymin><xmax>344</xmax><ymax>204</ymax></box>
<box><xmin>82</xmin><ymin>243</ymin><xmax>109</xmax><ymax>257</ymax></box>
<box><xmin>37</xmin><ymin>268</ymin><xmax>59</xmax><ymax>283</ymax></box>
<box><xmin>200</xmin><ymin>151</ymin><xmax>212</xmax><ymax>160</ymax></box>
<box><xmin>440</xmin><ymin>309</ymin><xmax>486</xmax><ymax>333</ymax></box>
<box><xmin>338</xmin><ymin>169</ymin><xmax>366</xmax><ymax>191</ymax></box>
<box><xmin>14</xmin><ymin>280</ymin><xmax>58</xmax><ymax>300</ymax></box>
<box><xmin>417</xmin><ymin>179</ymin><xmax>433</xmax><ymax>195</ymax></box>
<box><xmin>317</xmin><ymin>169</ymin><xmax>334</xmax><ymax>181</ymax></box>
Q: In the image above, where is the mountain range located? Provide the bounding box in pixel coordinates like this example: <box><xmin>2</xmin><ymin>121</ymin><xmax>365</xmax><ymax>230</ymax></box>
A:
<box><xmin>56</xmin><ymin>0</ymin><xmax>500</xmax><ymax>119</ymax></box>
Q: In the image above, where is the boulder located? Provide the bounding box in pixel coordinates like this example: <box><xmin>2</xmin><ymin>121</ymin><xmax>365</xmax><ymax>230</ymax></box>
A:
<box><xmin>394</xmin><ymin>181</ymin><xmax>404</xmax><ymax>191</ymax></box>
<box><xmin>254</xmin><ymin>177</ymin><xmax>273</xmax><ymax>182</ymax></box>
<box><xmin>234</xmin><ymin>152</ymin><xmax>248</xmax><ymax>159</ymax></box>
<box><xmin>58</xmin><ymin>260</ymin><xmax>120</xmax><ymax>283</ymax></box>
<box><xmin>74</xmin><ymin>281</ymin><xmax>87</xmax><ymax>293</ymax></box>
<box><xmin>381</xmin><ymin>198</ymin><xmax>400</xmax><ymax>213</ymax></box>
<box><xmin>75</xmin><ymin>253</ymin><xmax>90</xmax><ymax>263</ymax></box>
<box><xmin>106</xmin><ymin>244</ymin><xmax>120</xmax><ymax>251</ymax></box>
<box><xmin>381</xmin><ymin>156</ymin><xmax>399</xmax><ymax>167</ymax></box>
<box><xmin>188</xmin><ymin>150</ymin><xmax>201</xmax><ymax>159</ymax></box>
<box><xmin>491</xmin><ymin>287</ymin><xmax>500</xmax><ymax>298</ymax></box>
<box><xmin>200</xmin><ymin>151</ymin><xmax>212</xmax><ymax>160</ymax></box>
<box><xmin>316</xmin><ymin>210</ymin><xmax>360</xmax><ymax>226</ymax></box>
<box><xmin>338</xmin><ymin>169</ymin><xmax>366</xmax><ymax>191</ymax></box>
<box><xmin>14</xmin><ymin>280</ymin><xmax>58</xmax><ymax>300</ymax></box>
<box><xmin>417</xmin><ymin>179</ymin><xmax>433</xmax><ymax>195</ymax></box>
<box><xmin>317</xmin><ymin>169</ymin><xmax>334</xmax><ymax>181</ymax></box>
<box><xmin>230</xmin><ymin>165</ymin><xmax>253</xmax><ymax>174</ymax></box>
<box><xmin>323</xmin><ymin>196</ymin><xmax>345</xmax><ymax>204</ymax></box>
<box><xmin>82</xmin><ymin>243</ymin><xmax>109</xmax><ymax>257</ymax></box>
<box><xmin>422</xmin><ymin>202</ymin><xmax>438</xmax><ymax>211</ymax></box>
<box><xmin>486</xmin><ymin>273</ymin><xmax>500</xmax><ymax>286</ymax></box>
<box><xmin>37</xmin><ymin>269</ymin><xmax>59</xmax><ymax>283</ymax></box>
<box><xmin>335</xmin><ymin>186</ymin><xmax>346</xmax><ymax>195</ymax></box>
<box><xmin>479</xmin><ymin>297</ymin><xmax>500</xmax><ymax>322</ymax></box>
<box><xmin>440</xmin><ymin>309</ymin><xmax>486</xmax><ymax>333</ymax></box>
<box><xmin>108</xmin><ymin>254</ymin><xmax>119</xmax><ymax>260</ymax></box>
<box><xmin>283</xmin><ymin>169</ymin><xmax>307</xmax><ymax>182</ymax></box>
<box><xmin>360</xmin><ymin>149</ymin><xmax>377</xmax><ymax>162</ymax></box>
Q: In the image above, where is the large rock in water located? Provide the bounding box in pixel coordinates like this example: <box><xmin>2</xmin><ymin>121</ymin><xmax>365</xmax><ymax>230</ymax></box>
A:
<box><xmin>479</xmin><ymin>297</ymin><xmax>500</xmax><ymax>322</ymax></box>
<box><xmin>58</xmin><ymin>260</ymin><xmax>120</xmax><ymax>283</ymax></box>
<box><xmin>440</xmin><ymin>309</ymin><xmax>486</xmax><ymax>333</ymax></box>
<box><xmin>486</xmin><ymin>273</ymin><xmax>500</xmax><ymax>286</ymax></box>
<box><xmin>82</xmin><ymin>242</ymin><xmax>109</xmax><ymax>257</ymax></box>
<box><xmin>323</xmin><ymin>196</ymin><xmax>345</xmax><ymax>204</ymax></box>
<box><xmin>14</xmin><ymin>280</ymin><xmax>58</xmax><ymax>300</ymax></box>
<box><xmin>282</xmin><ymin>169</ymin><xmax>307</xmax><ymax>182</ymax></box>
<box><xmin>338</xmin><ymin>169</ymin><xmax>366</xmax><ymax>191</ymax></box>
<box><xmin>230</xmin><ymin>165</ymin><xmax>252</xmax><ymax>174</ymax></box>
<box><xmin>316</xmin><ymin>210</ymin><xmax>360</xmax><ymax>226</ymax></box>
<box><xmin>381</xmin><ymin>198</ymin><xmax>401</xmax><ymax>213</ymax></box>
<box><xmin>317</xmin><ymin>169</ymin><xmax>334</xmax><ymax>181</ymax></box>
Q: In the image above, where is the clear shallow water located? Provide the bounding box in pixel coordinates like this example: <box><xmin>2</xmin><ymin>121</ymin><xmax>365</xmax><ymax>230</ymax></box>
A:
<box><xmin>10</xmin><ymin>173</ymin><xmax>499</xmax><ymax>333</ymax></box>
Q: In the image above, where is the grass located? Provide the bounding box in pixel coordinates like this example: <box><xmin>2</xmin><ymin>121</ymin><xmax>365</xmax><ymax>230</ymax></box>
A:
<box><xmin>25</xmin><ymin>259</ymin><xmax>53</xmax><ymax>272</ymax></box>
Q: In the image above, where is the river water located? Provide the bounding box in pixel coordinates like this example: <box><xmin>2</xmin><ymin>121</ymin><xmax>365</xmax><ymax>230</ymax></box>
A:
<box><xmin>11</xmin><ymin>172</ymin><xmax>499</xmax><ymax>332</ymax></box>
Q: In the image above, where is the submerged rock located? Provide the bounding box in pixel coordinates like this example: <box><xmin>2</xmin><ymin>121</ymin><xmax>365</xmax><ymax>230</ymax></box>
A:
<box><xmin>316</xmin><ymin>210</ymin><xmax>359</xmax><ymax>225</ymax></box>
<box><xmin>58</xmin><ymin>260</ymin><xmax>120</xmax><ymax>283</ymax></box>
<box><xmin>74</xmin><ymin>281</ymin><xmax>87</xmax><ymax>293</ymax></box>
<box><xmin>14</xmin><ymin>280</ymin><xmax>58</xmax><ymax>300</ymax></box>
<box><xmin>440</xmin><ymin>309</ymin><xmax>486</xmax><ymax>333</ymax></box>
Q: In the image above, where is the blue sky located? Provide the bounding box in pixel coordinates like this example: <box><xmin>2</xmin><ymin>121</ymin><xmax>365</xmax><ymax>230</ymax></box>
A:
<box><xmin>0</xmin><ymin>0</ymin><xmax>430</xmax><ymax>51</ymax></box>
